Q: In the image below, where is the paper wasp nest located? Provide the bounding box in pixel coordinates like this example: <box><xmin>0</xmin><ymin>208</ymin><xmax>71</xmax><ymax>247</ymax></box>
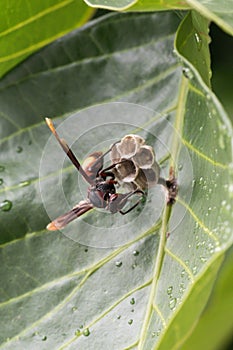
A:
<box><xmin>111</xmin><ymin>134</ymin><xmax>160</xmax><ymax>190</ymax></box>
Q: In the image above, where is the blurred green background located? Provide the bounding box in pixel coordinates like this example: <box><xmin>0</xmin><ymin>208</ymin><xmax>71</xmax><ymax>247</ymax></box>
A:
<box><xmin>210</xmin><ymin>23</ymin><xmax>233</xmax><ymax>123</ymax></box>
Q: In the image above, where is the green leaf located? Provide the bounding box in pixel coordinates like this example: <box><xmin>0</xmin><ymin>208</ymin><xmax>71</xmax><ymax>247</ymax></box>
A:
<box><xmin>84</xmin><ymin>0</ymin><xmax>189</xmax><ymax>11</ymax></box>
<box><xmin>181</xmin><ymin>245</ymin><xmax>233</xmax><ymax>350</ymax></box>
<box><xmin>185</xmin><ymin>0</ymin><xmax>233</xmax><ymax>35</ymax></box>
<box><xmin>0</xmin><ymin>0</ymin><xmax>94</xmax><ymax>78</ymax></box>
<box><xmin>85</xmin><ymin>0</ymin><xmax>233</xmax><ymax>36</ymax></box>
<box><xmin>176</xmin><ymin>11</ymin><xmax>211</xmax><ymax>87</ymax></box>
<box><xmin>0</xmin><ymin>12</ymin><xmax>232</xmax><ymax>349</ymax></box>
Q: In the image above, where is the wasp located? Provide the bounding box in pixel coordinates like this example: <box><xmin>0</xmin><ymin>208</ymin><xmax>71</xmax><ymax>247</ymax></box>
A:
<box><xmin>45</xmin><ymin>119</ymin><xmax>145</xmax><ymax>231</ymax></box>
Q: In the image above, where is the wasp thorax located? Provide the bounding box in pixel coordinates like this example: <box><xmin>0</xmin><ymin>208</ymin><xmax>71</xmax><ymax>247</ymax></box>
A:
<box><xmin>111</xmin><ymin>135</ymin><xmax>160</xmax><ymax>190</ymax></box>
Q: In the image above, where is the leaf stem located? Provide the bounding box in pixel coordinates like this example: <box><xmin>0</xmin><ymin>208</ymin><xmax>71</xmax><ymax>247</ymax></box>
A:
<box><xmin>138</xmin><ymin>204</ymin><xmax>172</xmax><ymax>349</ymax></box>
<box><xmin>138</xmin><ymin>75</ymin><xmax>189</xmax><ymax>348</ymax></box>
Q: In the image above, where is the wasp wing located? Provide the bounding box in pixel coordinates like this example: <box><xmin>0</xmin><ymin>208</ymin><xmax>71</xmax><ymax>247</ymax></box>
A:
<box><xmin>46</xmin><ymin>200</ymin><xmax>93</xmax><ymax>231</ymax></box>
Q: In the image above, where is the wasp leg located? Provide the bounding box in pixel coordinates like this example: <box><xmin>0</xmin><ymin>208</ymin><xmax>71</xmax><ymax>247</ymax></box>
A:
<box><xmin>45</xmin><ymin>118</ymin><xmax>94</xmax><ymax>185</ymax></box>
<box><xmin>119</xmin><ymin>200</ymin><xmax>142</xmax><ymax>215</ymax></box>
<box><xmin>118</xmin><ymin>189</ymin><xmax>144</xmax><ymax>215</ymax></box>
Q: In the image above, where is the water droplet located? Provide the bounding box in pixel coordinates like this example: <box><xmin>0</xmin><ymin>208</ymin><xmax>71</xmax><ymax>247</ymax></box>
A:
<box><xmin>72</xmin><ymin>306</ymin><xmax>77</xmax><ymax>312</ymax></box>
<box><xmin>117</xmin><ymin>315</ymin><xmax>121</xmax><ymax>319</ymax></box>
<box><xmin>128</xmin><ymin>319</ymin><xmax>133</xmax><ymax>325</ymax></box>
<box><xmin>0</xmin><ymin>165</ymin><xmax>5</xmax><ymax>172</ymax></box>
<box><xmin>75</xmin><ymin>329</ymin><xmax>81</xmax><ymax>336</ymax></box>
<box><xmin>83</xmin><ymin>328</ymin><xmax>90</xmax><ymax>337</ymax></box>
<box><xmin>179</xmin><ymin>282</ymin><xmax>185</xmax><ymax>294</ymax></box>
<box><xmin>132</xmin><ymin>263</ymin><xmax>137</xmax><ymax>269</ymax></box>
<box><xmin>0</xmin><ymin>200</ymin><xmax>12</xmax><ymax>212</ymax></box>
<box><xmin>178</xmin><ymin>164</ymin><xmax>183</xmax><ymax>171</ymax></box>
<box><xmin>133</xmin><ymin>250</ymin><xmax>139</xmax><ymax>256</ymax></box>
<box><xmin>200</xmin><ymin>256</ymin><xmax>207</xmax><ymax>263</ymax></box>
<box><xmin>199</xmin><ymin>126</ymin><xmax>203</xmax><ymax>131</ymax></box>
<box><xmin>0</xmin><ymin>179</ymin><xmax>3</xmax><ymax>185</ymax></box>
<box><xmin>115</xmin><ymin>261</ymin><xmax>122</xmax><ymax>267</ymax></box>
<box><xmin>42</xmin><ymin>336</ymin><xmax>47</xmax><ymax>341</ymax></box>
<box><xmin>192</xmin><ymin>265</ymin><xmax>198</xmax><ymax>275</ymax></box>
<box><xmin>16</xmin><ymin>146</ymin><xmax>23</xmax><ymax>153</ymax></box>
<box><xmin>19</xmin><ymin>180</ymin><xmax>31</xmax><ymax>187</ymax></box>
<box><xmin>169</xmin><ymin>297</ymin><xmax>177</xmax><ymax>310</ymax></box>
<box><xmin>194</xmin><ymin>32</ymin><xmax>202</xmax><ymax>50</ymax></box>
<box><xmin>167</xmin><ymin>286</ymin><xmax>173</xmax><ymax>295</ymax></box>
<box><xmin>130</xmin><ymin>298</ymin><xmax>135</xmax><ymax>305</ymax></box>
<box><xmin>182</xmin><ymin>67</ymin><xmax>194</xmax><ymax>80</ymax></box>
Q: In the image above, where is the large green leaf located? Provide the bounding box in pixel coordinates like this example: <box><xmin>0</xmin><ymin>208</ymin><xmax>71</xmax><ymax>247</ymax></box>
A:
<box><xmin>0</xmin><ymin>12</ymin><xmax>232</xmax><ymax>349</ymax></box>
<box><xmin>0</xmin><ymin>0</ymin><xmax>94</xmax><ymax>78</ymax></box>
<box><xmin>185</xmin><ymin>0</ymin><xmax>233</xmax><ymax>35</ymax></box>
<box><xmin>181</xmin><ymin>245</ymin><xmax>233</xmax><ymax>350</ymax></box>
<box><xmin>85</xmin><ymin>0</ymin><xmax>233</xmax><ymax>35</ymax></box>
<box><xmin>84</xmin><ymin>0</ymin><xmax>188</xmax><ymax>11</ymax></box>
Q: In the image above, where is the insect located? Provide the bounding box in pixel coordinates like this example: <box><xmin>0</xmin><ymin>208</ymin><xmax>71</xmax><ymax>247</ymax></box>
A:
<box><xmin>45</xmin><ymin>118</ymin><xmax>145</xmax><ymax>231</ymax></box>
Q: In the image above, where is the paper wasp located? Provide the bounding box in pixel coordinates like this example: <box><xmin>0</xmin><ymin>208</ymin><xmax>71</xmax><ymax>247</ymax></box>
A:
<box><xmin>45</xmin><ymin>119</ymin><xmax>144</xmax><ymax>230</ymax></box>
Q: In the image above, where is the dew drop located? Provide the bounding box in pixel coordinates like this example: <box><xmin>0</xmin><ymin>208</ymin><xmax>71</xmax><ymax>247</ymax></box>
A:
<box><xmin>0</xmin><ymin>200</ymin><xmax>12</xmax><ymax>212</ymax></box>
<box><xmin>42</xmin><ymin>336</ymin><xmax>47</xmax><ymax>341</ymax></box>
<box><xmin>169</xmin><ymin>297</ymin><xmax>177</xmax><ymax>310</ymax></box>
<box><xmin>83</xmin><ymin>328</ymin><xmax>90</xmax><ymax>337</ymax></box>
<box><xmin>130</xmin><ymin>298</ymin><xmax>135</xmax><ymax>305</ymax></box>
<box><xmin>178</xmin><ymin>164</ymin><xmax>183</xmax><ymax>171</ymax></box>
<box><xmin>117</xmin><ymin>315</ymin><xmax>121</xmax><ymax>319</ymax></box>
<box><xmin>194</xmin><ymin>32</ymin><xmax>202</xmax><ymax>50</ymax></box>
<box><xmin>115</xmin><ymin>261</ymin><xmax>122</xmax><ymax>267</ymax></box>
<box><xmin>128</xmin><ymin>319</ymin><xmax>133</xmax><ymax>325</ymax></box>
<box><xmin>75</xmin><ymin>329</ymin><xmax>81</xmax><ymax>336</ymax></box>
<box><xmin>182</xmin><ymin>67</ymin><xmax>194</xmax><ymax>80</ymax></box>
<box><xmin>200</xmin><ymin>256</ymin><xmax>207</xmax><ymax>263</ymax></box>
<box><xmin>0</xmin><ymin>165</ymin><xmax>5</xmax><ymax>172</ymax></box>
<box><xmin>192</xmin><ymin>265</ymin><xmax>198</xmax><ymax>275</ymax></box>
<box><xmin>16</xmin><ymin>146</ymin><xmax>23</xmax><ymax>153</ymax></box>
<box><xmin>179</xmin><ymin>282</ymin><xmax>185</xmax><ymax>294</ymax></box>
<box><xmin>72</xmin><ymin>306</ymin><xmax>77</xmax><ymax>312</ymax></box>
<box><xmin>0</xmin><ymin>179</ymin><xmax>3</xmax><ymax>185</ymax></box>
<box><xmin>133</xmin><ymin>250</ymin><xmax>139</xmax><ymax>256</ymax></box>
<box><xmin>167</xmin><ymin>286</ymin><xmax>173</xmax><ymax>295</ymax></box>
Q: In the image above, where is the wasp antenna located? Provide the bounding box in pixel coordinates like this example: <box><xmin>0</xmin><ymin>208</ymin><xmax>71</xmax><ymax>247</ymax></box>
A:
<box><xmin>46</xmin><ymin>221</ymin><xmax>60</xmax><ymax>231</ymax></box>
<box><xmin>45</xmin><ymin>118</ymin><xmax>94</xmax><ymax>185</ymax></box>
<box><xmin>45</xmin><ymin>118</ymin><xmax>56</xmax><ymax>134</ymax></box>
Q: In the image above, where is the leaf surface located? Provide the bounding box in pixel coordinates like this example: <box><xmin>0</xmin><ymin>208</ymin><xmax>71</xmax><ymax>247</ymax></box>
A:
<box><xmin>0</xmin><ymin>12</ymin><xmax>232</xmax><ymax>350</ymax></box>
